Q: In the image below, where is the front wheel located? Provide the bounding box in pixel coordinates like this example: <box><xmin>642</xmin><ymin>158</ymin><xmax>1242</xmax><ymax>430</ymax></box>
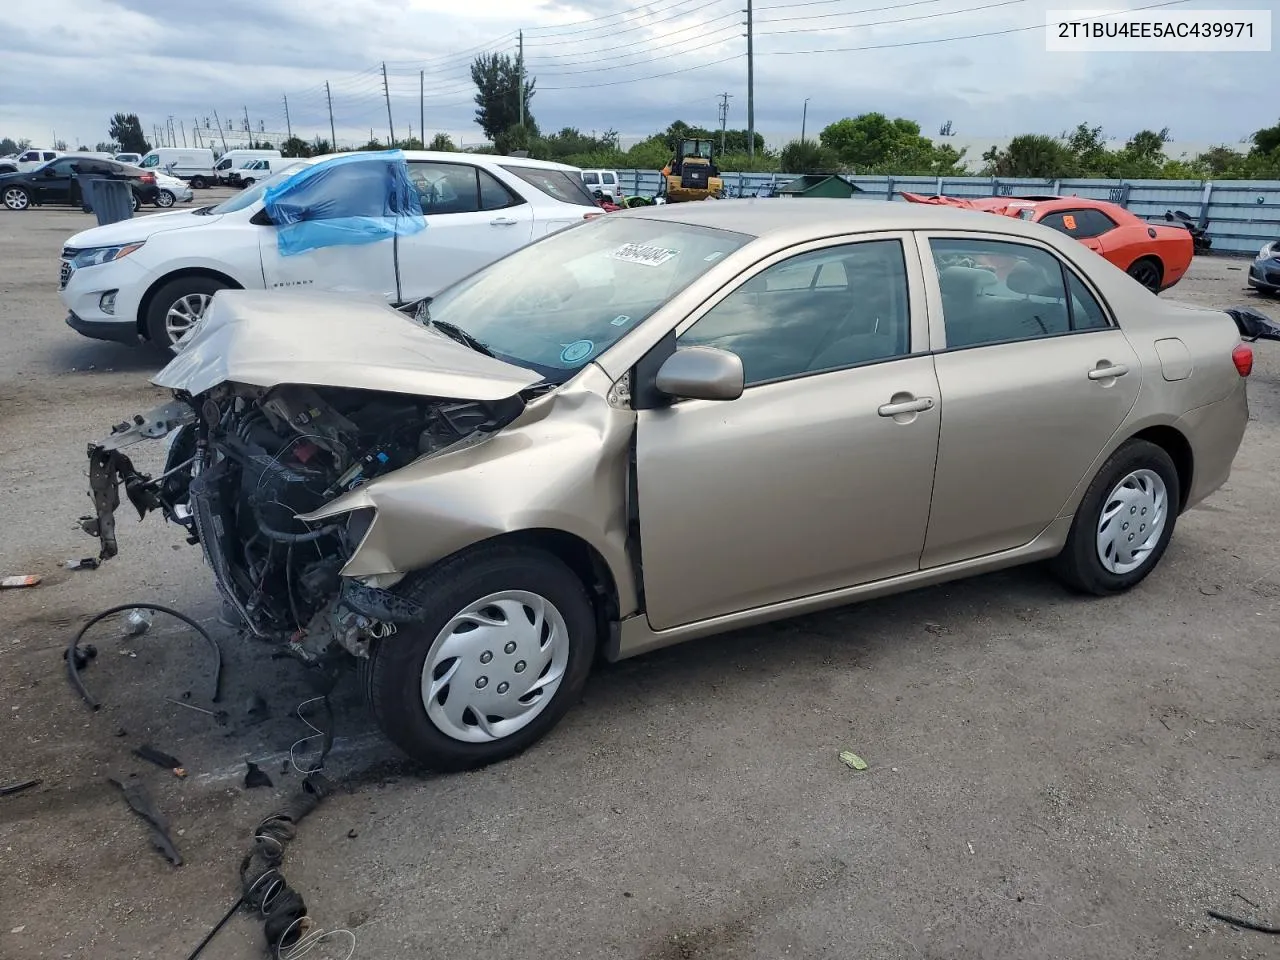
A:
<box><xmin>363</xmin><ymin>544</ymin><xmax>598</xmax><ymax>771</ymax></box>
<box><xmin>144</xmin><ymin>275</ymin><xmax>229</xmax><ymax>351</ymax></box>
<box><xmin>3</xmin><ymin>186</ymin><xmax>31</xmax><ymax>210</ymax></box>
<box><xmin>155</xmin><ymin>190</ymin><xmax>175</xmax><ymax>208</ymax></box>
<box><xmin>1051</xmin><ymin>439</ymin><xmax>1180</xmax><ymax>595</ymax></box>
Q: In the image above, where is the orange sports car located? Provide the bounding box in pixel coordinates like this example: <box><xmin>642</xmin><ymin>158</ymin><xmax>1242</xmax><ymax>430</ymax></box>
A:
<box><xmin>900</xmin><ymin>193</ymin><xmax>1194</xmax><ymax>292</ymax></box>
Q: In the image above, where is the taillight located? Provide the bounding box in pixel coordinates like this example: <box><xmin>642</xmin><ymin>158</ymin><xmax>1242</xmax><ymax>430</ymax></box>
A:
<box><xmin>140</xmin><ymin>173</ymin><xmax>155</xmax><ymax>184</ymax></box>
<box><xmin>1232</xmin><ymin>342</ymin><xmax>1253</xmax><ymax>377</ymax></box>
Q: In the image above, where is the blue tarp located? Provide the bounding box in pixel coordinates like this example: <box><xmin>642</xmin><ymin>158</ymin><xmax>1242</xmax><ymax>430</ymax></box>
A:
<box><xmin>262</xmin><ymin>150</ymin><xmax>426</xmax><ymax>257</ymax></box>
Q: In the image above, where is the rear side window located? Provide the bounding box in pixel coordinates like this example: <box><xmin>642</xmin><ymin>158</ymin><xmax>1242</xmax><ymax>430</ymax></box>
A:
<box><xmin>582</xmin><ymin>172</ymin><xmax>599</xmax><ymax>185</ymax></box>
<box><xmin>499</xmin><ymin>165</ymin><xmax>598</xmax><ymax>207</ymax></box>
<box><xmin>1066</xmin><ymin>272</ymin><xmax>1110</xmax><ymax>330</ymax></box>
<box><xmin>1038</xmin><ymin>208</ymin><xmax>1117</xmax><ymax>239</ymax></box>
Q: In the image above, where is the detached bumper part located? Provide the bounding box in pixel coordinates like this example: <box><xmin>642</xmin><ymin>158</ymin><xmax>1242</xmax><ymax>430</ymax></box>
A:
<box><xmin>66</xmin><ymin>311</ymin><xmax>139</xmax><ymax>345</ymax></box>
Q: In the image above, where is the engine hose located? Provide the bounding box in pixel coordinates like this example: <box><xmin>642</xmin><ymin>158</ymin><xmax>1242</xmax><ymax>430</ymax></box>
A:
<box><xmin>250</xmin><ymin>502</ymin><xmax>341</xmax><ymax>544</ymax></box>
<box><xmin>66</xmin><ymin>603</ymin><xmax>223</xmax><ymax>710</ymax></box>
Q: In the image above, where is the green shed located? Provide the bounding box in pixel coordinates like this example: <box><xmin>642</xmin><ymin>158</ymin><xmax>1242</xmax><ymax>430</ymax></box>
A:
<box><xmin>775</xmin><ymin>174</ymin><xmax>863</xmax><ymax>199</ymax></box>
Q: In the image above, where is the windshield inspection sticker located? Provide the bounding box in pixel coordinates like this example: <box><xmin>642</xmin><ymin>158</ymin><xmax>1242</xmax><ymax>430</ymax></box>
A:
<box><xmin>611</xmin><ymin>315</ymin><xmax>631</xmax><ymax>326</ymax></box>
<box><xmin>613</xmin><ymin>243</ymin><xmax>677</xmax><ymax>267</ymax></box>
<box><xmin>560</xmin><ymin>339</ymin><xmax>595</xmax><ymax>365</ymax></box>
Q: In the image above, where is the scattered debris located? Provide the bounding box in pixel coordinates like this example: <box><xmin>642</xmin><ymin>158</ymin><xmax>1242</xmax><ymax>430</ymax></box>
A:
<box><xmin>244</xmin><ymin>693</ymin><xmax>271</xmax><ymax>725</ymax></box>
<box><xmin>244</xmin><ymin>761</ymin><xmax>274</xmax><ymax>790</ymax></box>
<box><xmin>63</xmin><ymin>557</ymin><xmax>100</xmax><ymax>571</ymax></box>
<box><xmin>839</xmin><ymin>751</ymin><xmax>868</xmax><ymax>771</ymax></box>
<box><xmin>1207</xmin><ymin>908</ymin><xmax>1280</xmax><ymax>935</ymax></box>
<box><xmin>123</xmin><ymin>608</ymin><xmax>153</xmax><ymax>636</ymax></box>
<box><xmin>133</xmin><ymin>744</ymin><xmax>186</xmax><ymax>777</ymax></box>
<box><xmin>1199</xmin><ymin>584</ymin><xmax>1222</xmax><ymax>596</ymax></box>
<box><xmin>0</xmin><ymin>575</ymin><xmax>40</xmax><ymax>589</ymax></box>
<box><xmin>62</xmin><ymin>643</ymin><xmax>97</xmax><ymax>671</ymax></box>
<box><xmin>10</xmin><ymin>925</ymin><xmax>24</xmax><ymax>934</ymax></box>
<box><xmin>924</xmin><ymin>622</ymin><xmax>948</xmax><ymax>636</ymax></box>
<box><xmin>164</xmin><ymin>696</ymin><xmax>228</xmax><ymax>726</ymax></box>
<box><xmin>110</xmin><ymin>776</ymin><xmax>182</xmax><ymax>866</ymax></box>
<box><xmin>0</xmin><ymin>779</ymin><xmax>41</xmax><ymax>797</ymax></box>
<box><xmin>347</xmin><ymin>828</ymin><xmax>358</xmax><ymax>839</ymax></box>
<box><xmin>967</xmin><ymin>841</ymin><xmax>975</xmax><ymax>855</ymax></box>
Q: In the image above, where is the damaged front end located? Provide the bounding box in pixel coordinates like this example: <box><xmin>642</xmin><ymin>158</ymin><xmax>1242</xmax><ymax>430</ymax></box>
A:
<box><xmin>84</xmin><ymin>382</ymin><xmax>524</xmax><ymax>665</ymax></box>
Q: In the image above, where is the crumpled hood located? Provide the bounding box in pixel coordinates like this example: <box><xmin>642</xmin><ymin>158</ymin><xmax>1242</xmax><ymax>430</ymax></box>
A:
<box><xmin>64</xmin><ymin>208</ymin><xmax>223</xmax><ymax>248</ymax></box>
<box><xmin>152</xmin><ymin>288</ymin><xmax>545</xmax><ymax>399</ymax></box>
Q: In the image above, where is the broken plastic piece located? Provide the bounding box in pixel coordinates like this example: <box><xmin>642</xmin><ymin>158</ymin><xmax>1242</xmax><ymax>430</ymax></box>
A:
<box><xmin>134</xmin><ymin>744</ymin><xmax>184</xmax><ymax>773</ymax></box>
<box><xmin>839</xmin><ymin>750</ymin><xmax>868</xmax><ymax>771</ymax></box>
<box><xmin>123</xmin><ymin>608</ymin><xmax>153</xmax><ymax>636</ymax></box>
<box><xmin>1</xmin><ymin>575</ymin><xmax>40</xmax><ymax>589</ymax></box>
<box><xmin>64</xmin><ymin>557</ymin><xmax>100</xmax><ymax>571</ymax></box>
<box><xmin>0</xmin><ymin>779</ymin><xmax>41</xmax><ymax>797</ymax></box>
<box><xmin>244</xmin><ymin>761</ymin><xmax>274</xmax><ymax>790</ymax></box>
<box><xmin>110</xmin><ymin>776</ymin><xmax>182</xmax><ymax>865</ymax></box>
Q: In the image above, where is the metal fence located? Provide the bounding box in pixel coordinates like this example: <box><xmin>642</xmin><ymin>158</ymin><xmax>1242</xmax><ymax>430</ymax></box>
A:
<box><xmin>615</xmin><ymin>170</ymin><xmax>1280</xmax><ymax>256</ymax></box>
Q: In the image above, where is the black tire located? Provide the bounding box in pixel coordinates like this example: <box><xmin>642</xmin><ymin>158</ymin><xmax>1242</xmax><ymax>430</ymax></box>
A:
<box><xmin>143</xmin><ymin>275</ymin><xmax>229</xmax><ymax>349</ymax></box>
<box><xmin>1051</xmin><ymin>439</ymin><xmax>1180</xmax><ymax>596</ymax></box>
<box><xmin>155</xmin><ymin>190</ymin><xmax>175</xmax><ymax>208</ymax></box>
<box><xmin>240</xmin><ymin>177</ymin><xmax>255</xmax><ymax>188</ymax></box>
<box><xmin>3</xmin><ymin>185</ymin><xmax>31</xmax><ymax>211</ymax></box>
<box><xmin>1127</xmin><ymin>257</ymin><xmax>1163</xmax><ymax>293</ymax></box>
<box><xmin>363</xmin><ymin>544</ymin><xmax>598</xmax><ymax>771</ymax></box>
<box><xmin>189</xmin><ymin>176</ymin><xmax>207</xmax><ymax>189</ymax></box>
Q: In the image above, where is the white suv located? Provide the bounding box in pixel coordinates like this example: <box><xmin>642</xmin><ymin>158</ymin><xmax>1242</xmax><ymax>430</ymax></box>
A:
<box><xmin>59</xmin><ymin>151</ymin><xmax>602</xmax><ymax>350</ymax></box>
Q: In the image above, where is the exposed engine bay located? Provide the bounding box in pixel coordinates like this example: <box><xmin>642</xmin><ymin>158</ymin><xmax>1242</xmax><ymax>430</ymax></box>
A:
<box><xmin>85</xmin><ymin>382</ymin><xmax>523</xmax><ymax>665</ymax></box>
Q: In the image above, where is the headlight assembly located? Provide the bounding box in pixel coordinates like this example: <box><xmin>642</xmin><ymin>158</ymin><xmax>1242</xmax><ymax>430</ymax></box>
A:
<box><xmin>72</xmin><ymin>241</ymin><xmax>145</xmax><ymax>268</ymax></box>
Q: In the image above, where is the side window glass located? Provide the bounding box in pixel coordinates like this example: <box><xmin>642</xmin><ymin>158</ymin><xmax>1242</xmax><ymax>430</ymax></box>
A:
<box><xmin>140</xmin><ymin>155</ymin><xmax>158</xmax><ymax>168</ymax></box>
<box><xmin>930</xmin><ymin>238</ymin><xmax>1071</xmax><ymax>348</ymax></box>
<box><xmin>678</xmin><ymin>239</ymin><xmax>911</xmax><ymax>387</ymax></box>
<box><xmin>1067</xmin><ymin>272</ymin><xmax>1109</xmax><ymax>330</ymax></box>
<box><xmin>409</xmin><ymin>162</ymin><xmax>480</xmax><ymax>215</ymax></box>
<box><xmin>478</xmin><ymin>168</ymin><xmax>520</xmax><ymax>211</ymax></box>
<box><xmin>1081</xmin><ymin>208</ymin><xmax>1117</xmax><ymax>236</ymax></box>
<box><xmin>583</xmin><ymin>172</ymin><xmax>599</xmax><ymax>185</ymax></box>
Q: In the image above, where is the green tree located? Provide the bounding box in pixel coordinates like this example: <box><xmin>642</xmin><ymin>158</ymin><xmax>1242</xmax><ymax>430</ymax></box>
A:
<box><xmin>108</xmin><ymin>113</ymin><xmax>150</xmax><ymax>154</ymax></box>
<box><xmin>95</xmin><ymin>141</ymin><xmax>118</xmax><ymax>153</ymax></box>
<box><xmin>779</xmin><ymin>139</ymin><xmax>840</xmax><ymax>174</ymax></box>
<box><xmin>1251</xmin><ymin>119</ymin><xmax>1280</xmax><ymax>156</ymax></box>
<box><xmin>981</xmin><ymin>134</ymin><xmax>1077</xmax><ymax>177</ymax></box>
<box><xmin>0</xmin><ymin>137</ymin><xmax>21</xmax><ymax>155</ymax></box>
<box><xmin>471</xmin><ymin>53</ymin><xmax>535</xmax><ymax>142</ymax></box>
<box><xmin>494</xmin><ymin>122</ymin><xmax>540</xmax><ymax>156</ymax></box>
<box><xmin>817</xmin><ymin>113</ymin><xmax>958</xmax><ymax>173</ymax></box>
<box><xmin>311</xmin><ymin>138</ymin><xmax>333</xmax><ymax>155</ymax></box>
<box><xmin>428</xmin><ymin>132</ymin><xmax>457</xmax><ymax>151</ymax></box>
<box><xmin>280</xmin><ymin>135</ymin><xmax>312</xmax><ymax>158</ymax></box>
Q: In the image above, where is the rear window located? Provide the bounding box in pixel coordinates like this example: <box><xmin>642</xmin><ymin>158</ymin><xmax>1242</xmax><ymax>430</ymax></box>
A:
<box><xmin>499</xmin><ymin>165</ymin><xmax>598</xmax><ymax>207</ymax></box>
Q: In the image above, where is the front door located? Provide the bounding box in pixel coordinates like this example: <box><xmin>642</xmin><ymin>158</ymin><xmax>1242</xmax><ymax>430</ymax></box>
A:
<box><xmin>917</xmin><ymin>233</ymin><xmax>1141</xmax><ymax>568</ymax></box>
<box><xmin>635</xmin><ymin>235</ymin><xmax>941</xmax><ymax>630</ymax></box>
<box><xmin>395</xmin><ymin>159</ymin><xmax>534</xmax><ymax>302</ymax></box>
<box><xmin>32</xmin><ymin>158</ymin><xmax>75</xmax><ymax>204</ymax></box>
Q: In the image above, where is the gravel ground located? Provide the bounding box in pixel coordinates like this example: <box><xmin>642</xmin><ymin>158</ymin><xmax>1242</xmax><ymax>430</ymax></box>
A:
<box><xmin>1</xmin><ymin>199</ymin><xmax>1278</xmax><ymax>960</ymax></box>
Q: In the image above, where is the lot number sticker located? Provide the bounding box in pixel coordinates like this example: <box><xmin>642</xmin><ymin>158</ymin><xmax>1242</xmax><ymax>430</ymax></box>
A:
<box><xmin>613</xmin><ymin>243</ymin><xmax>678</xmax><ymax>267</ymax></box>
<box><xmin>1063</xmin><ymin>214</ymin><xmax>1078</xmax><ymax>231</ymax></box>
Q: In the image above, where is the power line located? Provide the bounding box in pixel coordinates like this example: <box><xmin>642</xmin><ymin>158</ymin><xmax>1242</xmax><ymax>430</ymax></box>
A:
<box><xmin>524</xmin><ymin>12</ymin><xmax>741</xmax><ymax>63</ymax></box>
<box><xmin>523</xmin><ymin>0</ymin><xmax>715</xmax><ymax>37</ymax></box>
<box><xmin>757</xmin><ymin>0</ymin><xmax>1014</xmax><ymax>23</ymax></box>
<box><xmin>540</xmin><ymin>53</ymin><xmax>745</xmax><ymax>90</ymax></box>
<box><xmin>758</xmin><ymin>0</ymin><xmax>1030</xmax><ymax>35</ymax></box>
<box><xmin>524</xmin><ymin>2</ymin><xmax>740</xmax><ymax>49</ymax></box>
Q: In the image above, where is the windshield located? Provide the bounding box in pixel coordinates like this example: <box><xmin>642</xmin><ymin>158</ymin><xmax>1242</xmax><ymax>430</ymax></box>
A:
<box><xmin>209</xmin><ymin>162</ymin><xmax>309</xmax><ymax>214</ymax></box>
<box><xmin>423</xmin><ymin>216</ymin><xmax>753</xmax><ymax>382</ymax></box>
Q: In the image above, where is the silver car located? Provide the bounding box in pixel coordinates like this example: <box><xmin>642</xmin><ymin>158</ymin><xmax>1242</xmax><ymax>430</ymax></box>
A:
<box><xmin>86</xmin><ymin>199</ymin><xmax>1274</xmax><ymax>770</ymax></box>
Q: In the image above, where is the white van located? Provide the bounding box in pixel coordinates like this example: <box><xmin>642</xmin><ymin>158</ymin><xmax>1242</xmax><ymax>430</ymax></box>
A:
<box><xmin>580</xmin><ymin>169</ymin><xmax>621</xmax><ymax>201</ymax></box>
<box><xmin>214</xmin><ymin>149</ymin><xmax>282</xmax><ymax>185</ymax></box>
<box><xmin>226</xmin><ymin>156</ymin><xmax>294</xmax><ymax>187</ymax></box>
<box><xmin>137</xmin><ymin>148</ymin><xmax>217</xmax><ymax>187</ymax></box>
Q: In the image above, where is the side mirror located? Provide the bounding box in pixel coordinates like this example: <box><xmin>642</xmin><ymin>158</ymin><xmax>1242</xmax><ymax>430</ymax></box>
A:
<box><xmin>654</xmin><ymin>346</ymin><xmax>744</xmax><ymax>402</ymax></box>
<box><xmin>250</xmin><ymin>208</ymin><xmax>275</xmax><ymax>226</ymax></box>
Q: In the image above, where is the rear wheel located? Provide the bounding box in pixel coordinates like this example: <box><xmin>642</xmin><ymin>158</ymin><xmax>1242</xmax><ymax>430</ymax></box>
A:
<box><xmin>3</xmin><ymin>186</ymin><xmax>31</xmax><ymax>210</ymax></box>
<box><xmin>143</xmin><ymin>275</ymin><xmax>229</xmax><ymax>350</ymax></box>
<box><xmin>240</xmin><ymin>177</ymin><xmax>255</xmax><ymax>188</ymax></box>
<box><xmin>129</xmin><ymin>191</ymin><xmax>141</xmax><ymax>213</ymax></box>
<box><xmin>1051</xmin><ymin>439</ymin><xmax>1180</xmax><ymax>595</ymax></box>
<box><xmin>1127</xmin><ymin>257</ymin><xmax>1163</xmax><ymax>292</ymax></box>
<box><xmin>363</xmin><ymin>544</ymin><xmax>598</xmax><ymax>771</ymax></box>
<box><xmin>189</xmin><ymin>176</ymin><xmax>207</xmax><ymax>189</ymax></box>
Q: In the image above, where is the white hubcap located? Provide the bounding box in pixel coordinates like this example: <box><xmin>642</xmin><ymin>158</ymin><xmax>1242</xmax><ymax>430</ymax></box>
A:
<box><xmin>421</xmin><ymin>591</ymin><xmax>570</xmax><ymax>743</ymax></box>
<box><xmin>4</xmin><ymin>188</ymin><xmax>28</xmax><ymax>209</ymax></box>
<box><xmin>165</xmin><ymin>292</ymin><xmax>212</xmax><ymax>347</ymax></box>
<box><xmin>1096</xmin><ymin>468</ymin><xmax>1167</xmax><ymax>574</ymax></box>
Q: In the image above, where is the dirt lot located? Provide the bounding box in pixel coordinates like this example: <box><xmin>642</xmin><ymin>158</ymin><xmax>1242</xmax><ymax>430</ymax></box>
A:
<box><xmin>1</xmin><ymin>197</ymin><xmax>1278</xmax><ymax>960</ymax></box>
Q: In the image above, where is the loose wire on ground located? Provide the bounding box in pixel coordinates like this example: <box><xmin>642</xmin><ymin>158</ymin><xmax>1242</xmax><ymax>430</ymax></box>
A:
<box><xmin>1207</xmin><ymin>909</ymin><xmax>1280</xmax><ymax>934</ymax></box>
<box><xmin>66</xmin><ymin>602</ymin><xmax>223</xmax><ymax>710</ymax></box>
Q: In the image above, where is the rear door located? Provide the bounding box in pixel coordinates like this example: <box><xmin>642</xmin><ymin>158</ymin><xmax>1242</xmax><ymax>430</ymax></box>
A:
<box><xmin>916</xmin><ymin>232</ymin><xmax>1141</xmax><ymax>568</ymax></box>
<box><xmin>394</xmin><ymin>159</ymin><xmax>534</xmax><ymax>302</ymax></box>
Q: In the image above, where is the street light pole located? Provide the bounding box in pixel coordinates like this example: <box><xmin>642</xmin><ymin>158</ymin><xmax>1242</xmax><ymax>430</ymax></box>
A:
<box><xmin>802</xmin><ymin>98</ymin><xmax>809</xmax><ymax>144</ymax></box>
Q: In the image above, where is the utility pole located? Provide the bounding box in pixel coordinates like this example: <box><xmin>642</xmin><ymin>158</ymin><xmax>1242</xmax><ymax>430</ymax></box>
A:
<box><xmin>517</xmin><ymin>31</ymin><xmax>525</xmax><ymax>128</ymax></box>
<box><xmin>180</xmin><ymin>120</ymin><xmax>187</xmax><ymax>147</ymax></box>
<box><xmin>283</xmin><ymin>94</ymin><xmax>292</xmax><ymax>140</ymax></box>
<box><xmin>243</xmin><ymin>106</ymin><xmax>251</xmax><ymax>146</ymax></box>
<box><xmin>325</xmin><ymin>82</ymin><xmax>336</xmax><ymax>150</ymax></box>
<box><xmin>745</xmin><ymin>0</ymin><xmax>755</xmax><ymax>159</ymax></box>
<box><xmin>194</xmin><ymin>118</ymin><xmax>202</xmax><ymax>147</ymax></box>
<box><xmin>419</xmin><ymin>70</ymin><xmax>425</xmax><ymax>148</ymax></box>
<box><xmin>381</xmin><ymin>62</ymin><xmax>395</xmax><ymax>145</ymax></box>
<box><xmin>801</xmin><ymin>98</ymin><xmax>809</xmax><ymax>144</ymax></box>
<box><xmin>212</xmin><ymin>109</ymin><xmax>229</xmax><ymax>152</ymax></box>
<box><xmin>717</xmin><ymin>92</ymin><xmax>732</xmax><ymax>155</ymax></box>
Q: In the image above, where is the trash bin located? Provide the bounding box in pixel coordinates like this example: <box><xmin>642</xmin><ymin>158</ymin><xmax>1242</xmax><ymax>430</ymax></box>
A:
<box><xmin>80</xmin><ymin>177</ymin><xmax>134</xmax><ymax>226</ymax></box>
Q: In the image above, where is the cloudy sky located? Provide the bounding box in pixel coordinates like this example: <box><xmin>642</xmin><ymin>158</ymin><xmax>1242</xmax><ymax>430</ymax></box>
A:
<box><xmin>0</xmin><ymin>0</ymin><xmax>1272</xmax><ymax>152</ymax></box>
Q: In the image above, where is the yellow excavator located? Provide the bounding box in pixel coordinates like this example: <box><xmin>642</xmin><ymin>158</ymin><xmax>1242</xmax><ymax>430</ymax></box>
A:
<box><xmin>659</xmin><ymin>138</ymin><xmax>723</xmax><ymax>202</ymax></box>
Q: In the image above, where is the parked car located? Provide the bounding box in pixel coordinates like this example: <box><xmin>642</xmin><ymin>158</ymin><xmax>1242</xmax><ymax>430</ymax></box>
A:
<box><xmin>114</xmin><ymin>153</ymin><xmax>143</xmax><ymax>165</ymax></box>
<box><xmin>136</xmin><ymin>147</ymin><xmax>217</xmax><ymax>187</ymax></box>
<box><xmin>901</xmin><ymin>193</ymin><xmax>1194</xmax><ymax>293</ymax></box>
<box><xmin>214</xmin><ymin>148</ymin><xmax>282</xmax><ymax>185</ymax></box>
<box><xmin>1248</xmin><ymin>239</ymin><xmax>1280</xmax><ymax>294</ymax></box>
<box><xmin>0</xmin><ymin>148</ymin><xmax>62</xmax><ymax>174</ymax></box>
<box><xmin>59</xmin><ymin>150</ymin><xmax>602</xmax><ymax>350</ymax></box>
<box><xmin>2</xmin><ymin>155</ymin><xmax>158</xmax><ymax>212</ymax></box>
<box><xmin>84</xmin><ymin>199</ymin><xmax>1275</xmax><ymax>770</ymax></box>
<box><xmin>153</xmin><ymin>170</ymin><xmax>194</xmax><ymax>207</ymax></box>
<box><xmin>227</xmin><ymin>156</ymin><xmax>295</xmax><ymax>187</ymax></box>
<box><xmin>580</xmin><ymin>168</ymin><xmax>621</xmax><ymax>201</ymax></box>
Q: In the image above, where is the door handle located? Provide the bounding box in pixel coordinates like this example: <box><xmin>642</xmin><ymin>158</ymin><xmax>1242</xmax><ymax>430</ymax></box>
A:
<box><xmin>1088</xmin><ymin>362</ymin><xmax>1129</xmax><ymax>380</ymax></box>
<box><xmin>490</xmin><ymin>217</ymin><xmax>518</xmax><ymax>226</ymax></box>
<box><xmin>877</xmin><ymin>396</ymin><xmax>934</xmax><ymax>417</ymax></box>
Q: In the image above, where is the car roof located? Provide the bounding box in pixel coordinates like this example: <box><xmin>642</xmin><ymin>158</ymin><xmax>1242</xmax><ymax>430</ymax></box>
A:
<box><xmin>308</xmin><ymin>150</ymin><xmax>580</xmax><ymax>173</ymax></box>
<box><xmin>612</xmin><ymin>197</ymin><xmax>1067</xmax><ymax>242</ymax></box>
